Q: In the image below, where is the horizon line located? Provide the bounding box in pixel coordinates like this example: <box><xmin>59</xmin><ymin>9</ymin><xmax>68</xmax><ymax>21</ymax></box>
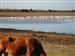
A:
<box><xmin>0</xmin><ymin>8</ymin><xmax>74</xmax><ymax>10</ymax></box>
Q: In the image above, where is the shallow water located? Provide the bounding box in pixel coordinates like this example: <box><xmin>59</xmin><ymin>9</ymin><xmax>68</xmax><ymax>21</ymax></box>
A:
<box><xmin>0</xmin><ymin>16</ymin><xmax>75</xmax><ymax>34</ymax></box>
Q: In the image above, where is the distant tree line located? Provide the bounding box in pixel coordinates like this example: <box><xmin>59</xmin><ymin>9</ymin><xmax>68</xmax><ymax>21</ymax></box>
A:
<box><xmin>0</xmin><ymin>9</ymin><xmax>33</xmax><ymax>12</ymax></box>
<box><xmin>48</xmin><ymin>9</ymin><xmax>75</xmax><ymax>12</ymax></box>
<box><xmin>0</xmin><ymin>9</ymin><xmax>75</xmax><ymax>12</ymax></box>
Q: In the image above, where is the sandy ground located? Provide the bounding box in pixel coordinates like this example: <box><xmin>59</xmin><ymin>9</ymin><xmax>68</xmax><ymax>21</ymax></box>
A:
<box><xmin>0</xmin><ymin>12</ymin><xmax>74</xmax><ymax>17</ymax></box>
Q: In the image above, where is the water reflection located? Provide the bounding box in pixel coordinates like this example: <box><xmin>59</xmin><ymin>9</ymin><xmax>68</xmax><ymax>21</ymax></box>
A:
<box><xmin>0</xmin><ymin>16</ymin><xmax>75</xmax><ymax>34</ymax></box>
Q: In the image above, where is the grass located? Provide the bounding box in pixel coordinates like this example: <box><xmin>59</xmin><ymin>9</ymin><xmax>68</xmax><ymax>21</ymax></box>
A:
<box><xmin>43</xmin><ymin>44</ymin><xmax>75</xmax><ymax>56</ymax></box>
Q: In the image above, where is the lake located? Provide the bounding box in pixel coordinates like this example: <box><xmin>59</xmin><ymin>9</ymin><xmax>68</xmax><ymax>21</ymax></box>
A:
<box><xmin>0</xmin><ymin>16</ymin><xmax>75</xmax><ymax>34</ymax></box>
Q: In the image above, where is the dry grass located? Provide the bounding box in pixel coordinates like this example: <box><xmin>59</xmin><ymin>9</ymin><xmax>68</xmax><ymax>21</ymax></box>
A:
<box><xmin>43</xmin><ymin>44</ymin><xmax>75</xmax><ymax>56</ymax></box>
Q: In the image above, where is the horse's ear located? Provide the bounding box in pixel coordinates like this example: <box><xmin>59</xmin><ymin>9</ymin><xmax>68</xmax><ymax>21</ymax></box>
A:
<box><xmin>8</xmin><ymin>37</ymin><xmax>15</xmax><ymax>42</ymax></box>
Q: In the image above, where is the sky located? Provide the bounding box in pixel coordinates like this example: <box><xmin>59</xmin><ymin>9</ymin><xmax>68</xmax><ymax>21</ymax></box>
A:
<box><xmin>0</xmin><ymin>0</ymin><xmax>75</xmax><ymax>10</ymax></box>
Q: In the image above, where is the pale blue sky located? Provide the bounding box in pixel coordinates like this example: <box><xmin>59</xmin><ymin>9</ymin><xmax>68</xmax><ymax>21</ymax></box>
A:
<box><xmin>0</xmin><ymin>0</ymin><xmax>75</xmax><ymax>10</ymax></box>
<box><xmin>0</xmin><ymin>0</ymin><xmax>74</xmax><ymax>1</ymax></box>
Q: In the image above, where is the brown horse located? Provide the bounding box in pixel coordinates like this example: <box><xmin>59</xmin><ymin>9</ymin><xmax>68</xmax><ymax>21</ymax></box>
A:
<box><xmin>0</xmin><ymin>34</ymin><xmax>15</xmax><ymax>56</ymax></box>
<box><xmin>0</xmin><ymin>35</ymin><xmax>46</xmax><ymax>56</ymax></box>
<box><xmin>29</xmin><ymin>38</ymin><xmax>46</xmax><ymax>56</ymax></box>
